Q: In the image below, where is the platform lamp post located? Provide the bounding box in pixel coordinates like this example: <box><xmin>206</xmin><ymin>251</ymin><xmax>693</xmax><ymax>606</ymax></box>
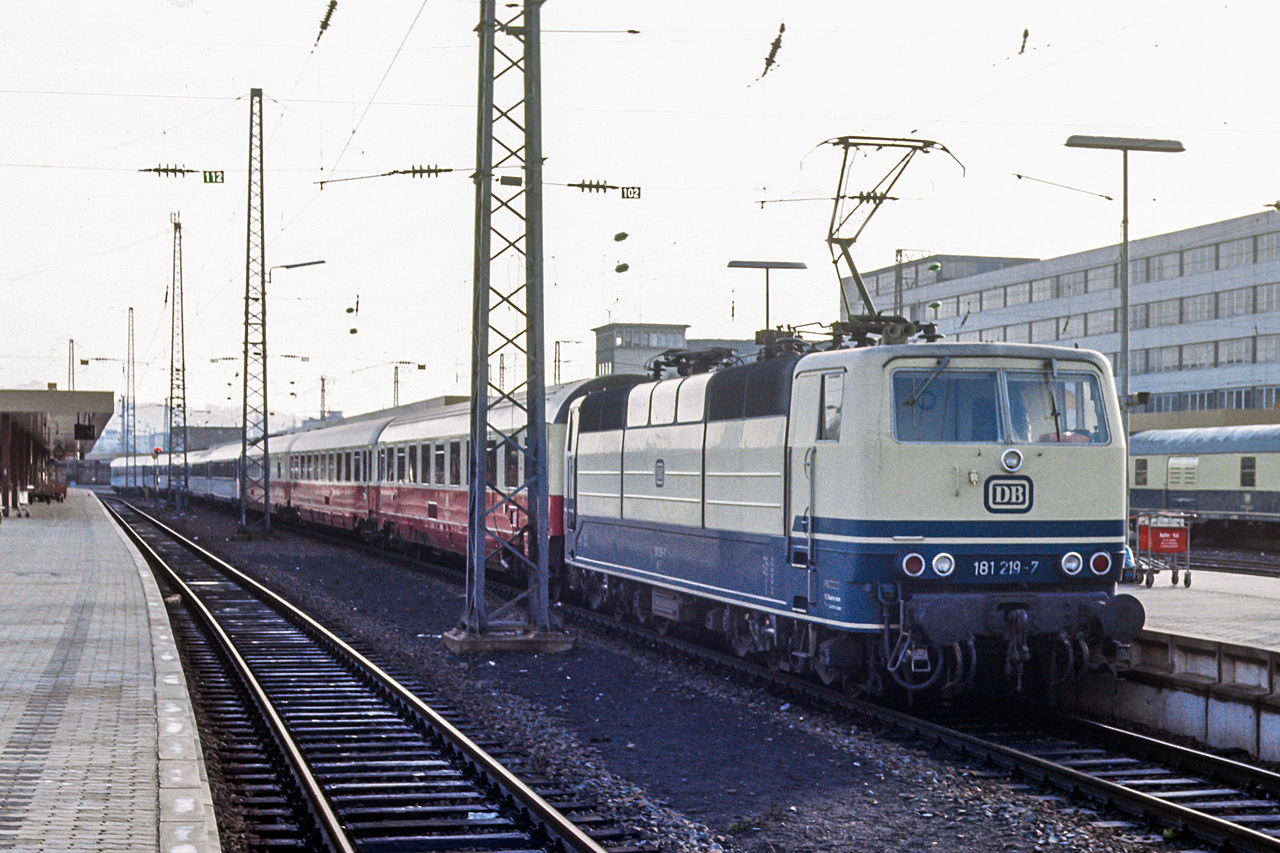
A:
<box><xmin>727</xmin><ymin>260</ymin><xmax>807</xmax><ymax>330</ymax></box>
<box><xmin>1064</xmin><ymin>135</ymin><xmax>1183</xmax><ymax>441</ymax></box>
<box><xmin>240</xmin><ymin>259</ymin><xmax>325</xmax><ymax>534</ymax></box>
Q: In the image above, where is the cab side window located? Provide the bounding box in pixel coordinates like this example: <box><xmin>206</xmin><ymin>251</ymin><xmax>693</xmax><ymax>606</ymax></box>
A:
<box><xmin>817</xmin><ymin>372</ymin><xmax>843</xmax><ymax>441</ymax></box>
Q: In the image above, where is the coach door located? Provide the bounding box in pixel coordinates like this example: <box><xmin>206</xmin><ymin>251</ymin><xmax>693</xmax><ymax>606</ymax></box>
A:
<box><xmin>787</xmin><ymin>369</ymin><xmax>843</xmax><ymax>606</ymax></box>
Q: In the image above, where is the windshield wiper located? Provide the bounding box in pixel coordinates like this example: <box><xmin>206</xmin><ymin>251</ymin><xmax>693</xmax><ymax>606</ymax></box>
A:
<box><xmin>903</xmin><ymin>356</ymin><xmax>951</xmax><ymax>407</ymax></box>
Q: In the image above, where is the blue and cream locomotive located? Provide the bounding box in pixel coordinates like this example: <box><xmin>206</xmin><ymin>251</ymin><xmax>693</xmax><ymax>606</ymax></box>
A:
<box><xmin>564</xmin><ymin>335</ymin><xmax>1144</xmax><ymax>693</ymax></box>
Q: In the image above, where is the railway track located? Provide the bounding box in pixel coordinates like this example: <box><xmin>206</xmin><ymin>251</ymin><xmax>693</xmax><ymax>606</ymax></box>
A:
<box><xmin>571</xmin><ymin>608</ymin><xmax>1280</xmax><ymax>852</ymax></box>
<box><xmin>117</xmin><ymin>494</ymin><xmax>1280</xmax><ymax>850</ymax></box>
<box><xmin>1191</xmin><ymin>550</ymin><xmax>1280</xmax><ymax>577</ymax></box>
<box><xmin>100</xmin><ymin>495</ymin><xmax>640</xmax><ymax>853</ymax></box>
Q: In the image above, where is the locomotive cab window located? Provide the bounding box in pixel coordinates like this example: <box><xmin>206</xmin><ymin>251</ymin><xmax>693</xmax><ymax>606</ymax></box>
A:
<box><xmin>893</xmin><ymin>369</ymin><xmax>999</xmax><ymax>443</ymax></box>
<box><xmin>893</xmin><ymin>365</ymin><xmax>1110</xmax><ymax>445</ymax></box>
<box><xmin>1006</xmin><ymin>370</ymin><xmax>1109</xmax><ymax>444</ymax></box>
<box><xmin>1134</xmin><ymin>458</ymin><xmax>1148</xmax><ymax>486</ymax></box>
<box><xmin>817</xmin><ymin>372</ymin><xmax>843</xmax><ymax>441</ymax></box>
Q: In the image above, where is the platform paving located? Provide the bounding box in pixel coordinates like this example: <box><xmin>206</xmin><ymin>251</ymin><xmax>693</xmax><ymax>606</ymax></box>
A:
<box><xmin>1128</xmin><ymin>565</ymin><xmax>1280</xmax><ymax>653</ymax></box>
<box><xmin>0</xmin><ymin>489</ymin><xmax>218</xmax><ymax>853</ymax></box>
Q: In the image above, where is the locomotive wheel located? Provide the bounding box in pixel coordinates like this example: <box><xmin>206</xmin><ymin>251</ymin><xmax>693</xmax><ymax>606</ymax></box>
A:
<box><xmin>1184</xmin><ymin>572</ymin><xmax>1192</xmax><ymax>588</ymax></box>
<box><xmin>1170</xmin><ymin>570</ymin><xmax>1179</xmax><ymax>585</ymax></box>
<box><xmin>1144</xmin><ymin>570</ymin><xmax>1154</xmax><ymax>587</ymax></box>
<box><xmin>730</xmin><ymin>630</ymin><xmax>754</xmax><ymax>658</ymax></box>
<box><xmin>654</xmin><ymin>617</ymin><xmax>673</xmax><ymax>636</ymax></box>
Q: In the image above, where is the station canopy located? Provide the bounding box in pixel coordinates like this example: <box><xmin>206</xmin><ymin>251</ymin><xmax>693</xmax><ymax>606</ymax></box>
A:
<box><xmin>0</xmin><ymin>389</ymin><xmax>115</xmax><ymax>459</ymax></box>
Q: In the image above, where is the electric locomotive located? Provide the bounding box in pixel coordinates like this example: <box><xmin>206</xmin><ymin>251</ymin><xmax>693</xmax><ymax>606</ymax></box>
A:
<box><xmin>564</xmin><ymin>331</ymin><xmax>1144</xmax><ymax>693</ymax></box>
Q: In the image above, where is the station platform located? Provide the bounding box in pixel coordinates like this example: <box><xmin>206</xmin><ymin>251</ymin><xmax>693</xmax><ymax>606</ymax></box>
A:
<box><xmin>0</xmin><ymin>489</ymin><xmax>218</xmax><ymax>853</ymax></box>
<box><xmin>1128</xmin><ymin>568</ymin><xmax>1280</xmax><ymax>654</ymax></box>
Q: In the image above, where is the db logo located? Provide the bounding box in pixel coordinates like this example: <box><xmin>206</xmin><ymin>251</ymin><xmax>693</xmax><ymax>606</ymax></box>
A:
<box><xmin>985</xmin><ymin>475</ymin><xmax>1033</xmax><ymax>513</ymax></box>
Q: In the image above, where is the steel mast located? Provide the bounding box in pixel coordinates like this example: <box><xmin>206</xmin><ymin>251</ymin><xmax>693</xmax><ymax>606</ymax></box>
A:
<box><xmin>448</xmin><ymin>0</ymin><xmax>567</xmax><ymax>652</ymax></box>
<box><xmin>167</xmin><ymin>212</ymin><xmax>189</xmax><ymax>509</ymax></box>
<box><xmin>240</xmin><ymin>88</ymin><xmax>270</xmax><ymax>533</ymax></box>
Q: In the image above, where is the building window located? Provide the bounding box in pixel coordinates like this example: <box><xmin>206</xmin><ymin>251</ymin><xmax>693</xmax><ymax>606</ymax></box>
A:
<box><xmin>1182</xmin><ymin>342</ymin><xmax>1214</xmax><ymax>370</ymax></box>
<box><xmin>1261</xmin><ymin>387</ymin><xmax>1280</xmax><ymax>410</ymax></box>
<box><xmin>1258</xmin><ymin>283</ymin><xmax>1280</xmax><ymax>313</ymax></box>
<box><xmin>1219</xmin><ymin>287</ymin><xmax>1254</xmax><ymax>318</ymax></box>
<box><xmin>958</xmin><ymin>292</ymin><xmax>982</xmax><ymax>315</ymax></box>
<box><xmin>1129</xmin><ymin>257</ymin><xmax>1148</xmax><ymax>285</ymax></box>
<box><xmin>1129</xmin><ymin>303</ymin><xmax>1149</xmax><ymax>329</ymax></box>
<box><xmin>1261</xmin><ymin>335</ymin><xmax>1280</xmax><ymax>363</ymax></box>
<box><xmin>1151</xmin><ymin>393</ymin><xmax>1179</xmax><ymax>413</ymax></box>
<box><xmin>1059</xmin><ymin>270</ymin><xmax>1086</xmax><ymax>297</ymax></box>
<box><xmin>1085</xmin><ymin>309</ymin><xmax>1115</xmax><ymax>336</ymax></box>
<box><xmin>1259</xmin><ymin>232</ymin><xmax>1280</xmax><ymax>263</ymax></box>
<box><xmin>1006</xmin><ymin>282</ymin><xmax>1031</xmax><ymax>306</ymax></box>
<box><xmin>1058</xmin><ymin>315</ymin><xmax>1083</xmax><ymax>339</ymax></box>
<box><xmin>1150</xmin><ymin>298</ymin><xmax>1180</xmax><ymax>327</ymax></box>
<box><xmin>983</xmin><ymin>287</ymin><xmax>1005</xmax><ymax>311</ymax></box>
<box><xmin>1087</xmin><ymin>265</ymin><xmax>1116</xmax><ymax>292</ymax></box>
<box><xmin>1005</xmin><ymin>323</ymin><xmax>1030</xmax><ymax>343</ymax></box>
<box><xmin>1030</xmin><ymin>318</ymin><xmax>1057</xmax><ymax>342</ymax></box>
<box><xmin>1031</xmin><ymin>277</ymin><xmax>1055</xmax><ymax>302</ymax></box>
<box><xmin>1219</xmin><ymin>338</ymin><xmax>1252</xmax><ymax>366</ymax></box>
<box><xmin>1130</xmin><ymin>349</ymin><xmax>1148</xmax><ymax>375</ymax></box>
<box><xmin>1224</xmin><ymin>388</ymin><xmax>1254</xmax><ymax>410</ymax></box>
<box><xmin>1220</xmin><ymin>237</ymin><xmax>1253</xmax><ymax>269</ymax></box>
<box><xmin>933</xmin><ymin>297</ymin><xmax>957</xmax><ymax>320</ymax></box>
<box><xmin>1151</xmin><ymin>252</ymin><xmax>1181</xmax><ymax>281</ymax></box>
<box><xmin>980</xmin><ymin>327</ymin><xmax>1005</xmax><ymax>343</ymax></box>
<box><xmin>1182</xmin><ymin>245</ymin><xmax>1215</xmax><ymax>275</ymax></box>
<box><xmin>1134</xmin><ymin>458</ymin><xmax>1148</xmax><ymax>486</ymax></box>
<box><xmin>1149</xmin><ymin>345</ymin><xmax>1180</xmax><ymax>373</ymax></box>
<box><xmin>1182</xmin><ymin>293</ymin><xmax>1215</xmax><ymax>323</ymax></box>
<box><xmin>1242</xmin><ymin>456</ymin><xmax>1257</xmax><ymax>488</ymax></box>
<box><xmin>1186</xmin><ymin>390</ymin><xmax>1220</xmax><ymax>411</ymax></box>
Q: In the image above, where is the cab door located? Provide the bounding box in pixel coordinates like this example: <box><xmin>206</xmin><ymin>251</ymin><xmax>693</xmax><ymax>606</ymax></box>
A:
<box><xmin>786</xmin><ymin>369</ymin><xmax>844</xmax><ymax>607</ymax></box>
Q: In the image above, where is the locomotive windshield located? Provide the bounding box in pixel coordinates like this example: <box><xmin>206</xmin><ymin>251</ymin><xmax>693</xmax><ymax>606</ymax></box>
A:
<box><xmin>893</xmin><ymin>367</ymin><xmax>1109</xmax><ymax>444</ymax></box>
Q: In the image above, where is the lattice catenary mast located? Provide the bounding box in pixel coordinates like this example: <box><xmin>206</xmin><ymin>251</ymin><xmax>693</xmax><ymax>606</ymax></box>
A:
<box><xmin>168</xmin><ymin>212</ymin><xmax>190</xmax><ymax>508</ymax></box>
<box><xmin>448</xmin><ymin>0</ymin><xmax>566</xmax><ymax>651</ymax></box>
<box><xmin>240</xmin><ymin>88</ymin><xmax>270</xmax><ymax>532</ymax></box>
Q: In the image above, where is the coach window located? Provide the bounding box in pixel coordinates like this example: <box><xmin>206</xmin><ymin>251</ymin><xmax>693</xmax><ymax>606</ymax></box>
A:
<box><xmin>1242</xmin><ymin>456</ymin><xmax>1257</xmax><ymax>488</ymax></box>
<box><xmin>353</xmin><ymin>451</ymin><xmax>362</xmax><ymax>483</ymax></box>
<box><xmin>817</xmin><ymin>372</ymin><xmax>843</xmax><ymax>441</ymax></box>
<box><xmin>449</xmin><ymin>441</ymin><xmax>461</xmax><ymax>486</ymax></box>
<box><xmin>504</xmin><ymin>440</ymin><xmax>520</xmax><ymax>487</ymax></box>
<box><xmin>344</xmin><ymin>451</ymin><xmax>352</xmax><ymax>482</ymax></box>
<box><xmin>1134</xmin><ymin>458</ymin><xmax>1148</xmax><ymax>486</ymax></box>
<box><xmin>435</xmin><ymin>443</ymin><xmax>446</xmax><ymax>485</ymax></box>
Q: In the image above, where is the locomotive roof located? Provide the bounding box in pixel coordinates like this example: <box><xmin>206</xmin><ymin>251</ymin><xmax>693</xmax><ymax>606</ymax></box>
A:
<box><xmin>1129</xmin><ymin>424</ymin><xmax>1280</xmax><ymax>455</ymax></box>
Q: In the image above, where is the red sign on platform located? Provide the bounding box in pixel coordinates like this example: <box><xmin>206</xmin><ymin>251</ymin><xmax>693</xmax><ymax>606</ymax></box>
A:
<box><xmin>1138</xmin><ymin>524</ymin><xmax>1189</xmax><ymax>554</ymax></box>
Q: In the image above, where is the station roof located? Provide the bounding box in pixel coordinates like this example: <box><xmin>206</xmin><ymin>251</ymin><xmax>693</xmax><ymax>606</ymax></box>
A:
<box><xmin>0</xmin><ymin>389</ymin><xmax>115</xmax><ymax>459</ymax></box>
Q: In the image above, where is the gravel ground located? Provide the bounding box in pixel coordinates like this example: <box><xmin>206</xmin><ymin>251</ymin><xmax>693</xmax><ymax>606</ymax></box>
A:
<box><xmin>142</xmin><ymin>498</ymin><xmax>1163</xmax><ymax>853</ymax></box>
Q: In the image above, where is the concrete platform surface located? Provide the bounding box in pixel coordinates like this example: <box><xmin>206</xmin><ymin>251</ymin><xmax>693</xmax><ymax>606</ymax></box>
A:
<box><xmin>1128</xmin><ymin>566</ymin><xmax>1280</xmax><ymax>653</ymax></box>
<box><xmin>0</xmin><ymin>489</ymin><xmax>218</xmax><ymax>853</ymax></box>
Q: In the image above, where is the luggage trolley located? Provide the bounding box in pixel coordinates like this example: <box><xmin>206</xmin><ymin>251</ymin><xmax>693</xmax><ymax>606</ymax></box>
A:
<box><xmin>1133</xmin><ymin>511</ymin><xmax>1192</xmax><ymax>588</ymax></box>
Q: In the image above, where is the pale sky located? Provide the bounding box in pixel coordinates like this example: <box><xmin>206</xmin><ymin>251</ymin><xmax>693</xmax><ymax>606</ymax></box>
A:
<box><xmin>4</xmin><ymin>1</ymin><xmax>1276</xmax><ymax>425</ymax></box>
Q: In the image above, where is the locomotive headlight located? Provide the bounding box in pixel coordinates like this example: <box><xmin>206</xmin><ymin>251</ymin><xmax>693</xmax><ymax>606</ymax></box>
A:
<box><xmin>932</xmin><ymin>552</ymin><xmax>956</xmax><ymax>577</ymax></box>
<box><xmin>1060</xmin><ymin>551</ymin><xmax>1084</xmax><ymax>576</ymax></box>
<box><xmin>1089</xmin><ymin>551</ymin><xmax>1112</xmax><ymax>576</ymax></box>
<box><xmin>902</xmin><ymin>553</ymin><xmax>926</xmax><ymax>578</ymax></box>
